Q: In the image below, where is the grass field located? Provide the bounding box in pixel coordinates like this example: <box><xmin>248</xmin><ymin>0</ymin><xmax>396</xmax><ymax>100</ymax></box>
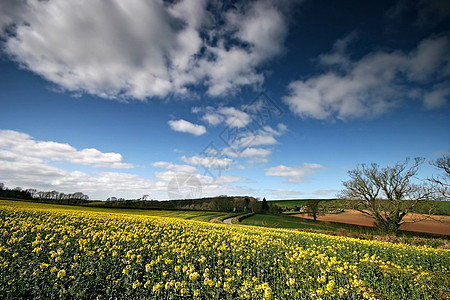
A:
<box><xmin>239</xmin><ymin>213</ymin><xmax>372</xmax><ymax>232</ymax></box>
<box><xmin>1</xmin><ymin>200</ymin><xmax>449</xmax><ymax>299</ymax></box>
<box><xmin>268</xmin><ymin>199</ymin><xmax>334</xmax><ymax>208</ymax></box>
<box><xmin>270</xmin><ymin>199</ymin><xmax>450</xmax><ymax>215</ymax></box>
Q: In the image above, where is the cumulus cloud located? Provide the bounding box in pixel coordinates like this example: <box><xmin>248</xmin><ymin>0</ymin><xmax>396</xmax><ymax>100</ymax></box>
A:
<box><xmin>218</xmin><ymin>107</ymin><xmax>253</xmax><ymax>128</ymax></box>
<box><xmin>0</xmin><ymin>131</ymin><xmax>252</xmax><ymax>200</ymax></box>
<box><xmin>265</xmin><ymin>163</ymin><xmax>325</xmax><ymax>183</ymax></box>
<box><xmin>193</xmin><ymin>104</ymin><xmax>287</xmax><ymax>153</ymax></box>
<box><xmin>223</xmin><ymin>147</ymin><xmax>272</xmax><ymax>164</ymax></box>
<box><xmin>283</xmin><ymin>36</ymin><xmax>450</xmax><ymax>120</ymax></box>
<box><xmin>0</xmin><ymin>130</ymin><xmax>133</xmax><ymax>169</ymax></box>
<box><xmin>152</xmin><ymin>160</ymin><xmax>249</xmax><ymax>198</ymax></box>
<box><xmin>234</xmin><ymin>123</ymin><xmax>287</xmax><ymax>148</ymax></box>
<box><xmin>180</xmin><ymin>155</ymin><xmax>233</xmax><ymax>169</ymax></box>
<box><xmin>265</xmin><ymin>188</ymin><xmax>303</xmax><ymax>199</ymax></box>
<box><xmin>313</xmin><ymin>189</ymin><xmax>340</xmax><ymax>196</ymax></box>
<box><xmin>152</xmin><ymin>161</ymin><xmax>198</xmax><ymax>174</ymax></box>
<box><xmin>168</xmin><ymin>119</ymin><xmax>206</xmax><ymax>136</ymax></box>
<box><xmin>0</xmin><ymin>140</ymin><xmax>163</xmax><ymax>200</ymax></box>
<box><xmin>193</xmin><ymin>106</ymin><xmax>253</xmax><ymax>128</ymax></box>
<box><xmin>1</xmin><ymin>0</ymin><xmax>292</xmax><ymax>100</ymax></box>
<box><xmin>201</xmin><ymin>113</ymin><xmax>224</xmax><ymax>126</ymax></box>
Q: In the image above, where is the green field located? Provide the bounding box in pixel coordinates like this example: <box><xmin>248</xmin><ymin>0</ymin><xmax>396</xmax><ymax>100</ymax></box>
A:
<box><xmin>268</xmin><ymin>199</ymin><xmax>334</xmax><ymax>208</ymax></box>
<box><xmin>270</xmin><ymin>199</ymin><xmax>450</xmax><ymax>215</ymax></box>
<box><xmin>240</xmin><ymin>213</ymin><xmax>374</xmax><ymax>233</ymax></box>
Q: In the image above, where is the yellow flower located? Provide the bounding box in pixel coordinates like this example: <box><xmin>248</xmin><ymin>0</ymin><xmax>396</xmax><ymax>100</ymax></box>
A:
<box><xmin>57</xmin><ymin>269</ymin><xmax>66</xmax><ymax>279</ymax></box>
<box><xmin>152</xmin><ymin>282</ymin><xmax>162</xmax><ymax>293</ymax></box>
<box><xmin>132</xmin><ymin>280</ymin><xmax>141</xmax><ymax>289</ymax></box>
<box><xmin>144</xmin><ymin>280</ymin><xmax>151</xmax><ymax>289</ymax></box>
<box><xmin>189</xmin><ymin>272</ymin><xmax>199</xmax><ymax>281</ymax></box>
<box><xmin>32</xmin><ymin>247</ymin><xmax>42</xmax><ymax>253</ymax></box>
<box><xmin>326</xmin><ymin>280</ymin><xmax>335</xmax><ymax>293</ymax></box>
<box><xmin>286</xmin><ymin>277</ymin><xmax>295</xmax><ymax>286</ymax></box>
<box><xmin>145</xmin><ymin>264</ymin><xmax>152</xmax><ymax>272</ymax></box>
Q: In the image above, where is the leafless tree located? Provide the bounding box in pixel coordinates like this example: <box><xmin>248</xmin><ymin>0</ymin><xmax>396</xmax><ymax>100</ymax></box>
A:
<box><xmin>429</xmin><ymin>152</ymin><xmax>449</xmax><ymax>200</ymax></box>
<box><xmin>340</xmin><ymin>157</ymin><xmax>433</xmax><ymax>234</ymax></box>
<box><xmin>305</xmin><ymin>200</ymin><xmax>321</xmax><ymax>221</ymax></box>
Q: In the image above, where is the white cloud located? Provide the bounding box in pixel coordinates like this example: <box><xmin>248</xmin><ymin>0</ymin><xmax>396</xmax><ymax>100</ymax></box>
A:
<box><xmin>168</xmin><ymin>119</ymin><xmax>206</xmax><ymax>136</ymax></box>
<box><xmin>283</xmin><ymin>36</ymin><xmax>450</xmax><ymax>120</ymax></box>
<box><xmin>0</xmin><ymin>130</ymin><xmax>133</xmax><ymax>169</ymax></box>
<box><xmin>180</xmin><ymin>155</ymin><xmax>233</xmax><ymax>169</ymax></box>
<box><xmin>424</xmin><ymin>84</ymin><xmax>450</xmax><ymax>109</ymax></box>
<box><xmin>152</xmin><ymin>160</ymin><xmax>249</xmax><ymax>199</ymax></box>
<box><xmin>313</xmin><ymin>189</ymin><xmax>340</xmax><ymax>196</ymax></box>
<box><xmin>0</xmin><ymin>131</ymin><xmax>254</xmax><ymax>200</ymax></box>
<box><xmin>201</xmin><ymin>113</ymin><xmax>224</xmax><ymax>126</ymax></box>
<box><xmin>152</xmin><ymin>161</ymin><xmax>198</xmax><ymax>174</ymax></box>
<box><xmin>265</xmin><ymin>163</ymin><xmax>325</xmax><ymax>183</ymax></box>
<box><xmin>224</xmin><ymin>147</ymin><xmax>272</xmax><ymax>163</ymax></box>
<box><xmin>214</xmin><ymin>175</ymin><xmax>247</xmax><ymax>184</ymax></box>
<box><xmin>0</xmin><ymin>145</ymin><xmax>163</xmax><ymax>200</ymax></box>
<box><xmin>218</xmin><ymin>107</ymin><xmax>253</xmax><ymax>128</ymax></box>
<box><xmin>193</xmin><ymin>106</ymin><xmax>252</xmax><ymax>128</ymax></box>
<box><xmin>265</xmin><ymin>188</ymin><xmax>303</xmax><ymax>199</ymax></box>
<box><xmin>230</xmin><ymin>123</ymin><xmax>287</xmax><ymax>150</ymax></box>
<box><xmin>1</xmin><ymin>0</ymin><xmax>291</xmax><ymax>100</ymax></box>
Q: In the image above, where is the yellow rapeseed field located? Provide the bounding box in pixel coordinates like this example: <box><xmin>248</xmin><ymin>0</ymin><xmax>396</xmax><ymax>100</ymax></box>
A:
<box><xmin>0</xmin><ymin>200</ymin><xmax>448</xmax><ymax>299</ymax></box>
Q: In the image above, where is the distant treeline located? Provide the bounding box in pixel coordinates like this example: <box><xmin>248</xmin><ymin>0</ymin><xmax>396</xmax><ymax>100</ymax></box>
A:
<box><xmin>0</xmin><ymin>183</ymin><xmax>281</xmax><ymax>214</ymax></box>
<box><xmin>0</xmin><ymin>183</ymin><xmax>90</xmax><ymax>204</ymax></box>
<box><xmin>96</xmin><ymin>196</ymin><xmax>282</xmax><ymax>214</ymax></box>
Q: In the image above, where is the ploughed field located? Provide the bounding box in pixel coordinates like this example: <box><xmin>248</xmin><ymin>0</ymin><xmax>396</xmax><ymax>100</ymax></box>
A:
<box><xmin>291</xmin><ymin>210</ymin><xmax>450</xmax><ymax>236</ymax></box>
<box><xmin>0</xmin><ymin>200</ymin><xmax>449</xmax><ymax>299</ymax></box>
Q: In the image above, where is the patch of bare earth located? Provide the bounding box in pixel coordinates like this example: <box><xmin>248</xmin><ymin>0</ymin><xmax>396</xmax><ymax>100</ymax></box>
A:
<box><xmin>292</xmin><ymin>210</ymin><xmax>450</xmax><ymax>236</ymax></box>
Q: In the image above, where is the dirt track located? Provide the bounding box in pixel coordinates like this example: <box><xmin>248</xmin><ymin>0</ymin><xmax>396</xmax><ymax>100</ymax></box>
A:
<box><xmin>292</xmin><ymin>210</ymin><xmax>450</xmax><ymax>236</ymax></box>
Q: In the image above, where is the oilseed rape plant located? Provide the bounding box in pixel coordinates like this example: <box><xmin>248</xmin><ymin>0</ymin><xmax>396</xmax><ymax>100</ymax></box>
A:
<box><xmin>0</xmin><ymin>200</ymin><xmax>449</xmax><ymax>299</ymax></box>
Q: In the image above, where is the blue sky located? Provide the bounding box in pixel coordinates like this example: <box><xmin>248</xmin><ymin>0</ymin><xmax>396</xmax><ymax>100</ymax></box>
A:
<box><xmin>1</xmin><ymin>0</ymin><xmax>449</xmax><ymax>200</ymax></box>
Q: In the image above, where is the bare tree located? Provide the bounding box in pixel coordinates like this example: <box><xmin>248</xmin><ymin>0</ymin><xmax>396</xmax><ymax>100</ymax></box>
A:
<box><xmin>340</xmin><ymin>157</ymin><xmax>433</xmax><ymax>234</ymax></box>
<box><xmin>429</xmin><ymin>152</ymin><xmax>449</xmax><ymax>200</ymax></box>
<box><xmin>25</xmin><ymin>188</ymin><xmax>37</xmax><ymax>198</ymax></box>
<box><xmin>305</xmin><ymin>200</ymin><xmax>321</xmax><ymax>221</ymax></box>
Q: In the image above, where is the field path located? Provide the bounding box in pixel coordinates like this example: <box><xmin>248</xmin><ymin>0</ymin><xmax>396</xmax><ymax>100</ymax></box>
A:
<box><xmin>292</xmin><ymin>210</ymin><xmax>450</xmax><ymax>236</ymax></box>
<box><xmin>223</xmin><ymin>217</ymin><xmax>234</xmax><ymax>224</ymax></box>
<box><xmin>222</xmin><ymin>213</ymin><xmax>254</xmax><ymax>225</ymax></box>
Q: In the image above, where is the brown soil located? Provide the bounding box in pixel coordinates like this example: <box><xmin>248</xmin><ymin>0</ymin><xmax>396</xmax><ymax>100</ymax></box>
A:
<box><xmin>292</xmin><ymin>210</ymin><xmax>450</xmax><ymax>236</ymax></box>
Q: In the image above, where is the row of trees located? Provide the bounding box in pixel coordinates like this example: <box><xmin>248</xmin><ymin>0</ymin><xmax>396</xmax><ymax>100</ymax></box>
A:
<box><xmin>102</xmin><ymin>196</ymin><xmax>281</xmax><ymax>214</ymax></box>
<box><xmin>339</xmin><ymin>153</ymin><xmax>449</xmax><ymax>234</ymax></box>
<box><xmin>0</xmin><ymin>184</ymin><xmax>89</xmax><ymax>203</ymax></box>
